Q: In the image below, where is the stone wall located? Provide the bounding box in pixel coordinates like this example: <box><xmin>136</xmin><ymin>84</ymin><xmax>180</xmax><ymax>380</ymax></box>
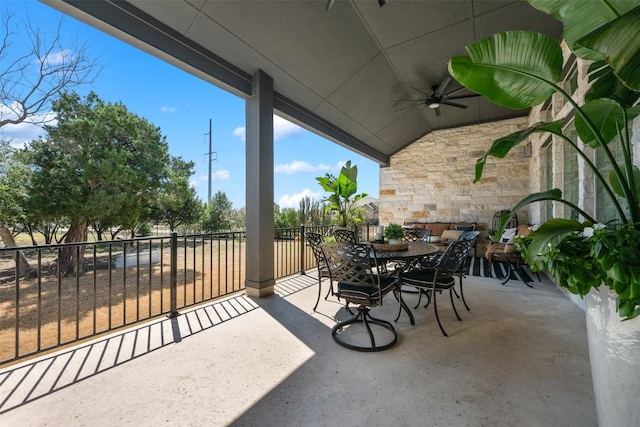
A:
<box><xmin>379</xmin><ymin>117</ymin><xmax>532</xmax><ymax>252</ymax></box>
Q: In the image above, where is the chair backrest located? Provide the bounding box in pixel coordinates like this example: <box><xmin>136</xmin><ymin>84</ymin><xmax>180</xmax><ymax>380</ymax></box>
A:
<box><xmin>458</xmin><ymin>230</ymin><xmax>480</xmax><ymax>242</ymax></box>
<box><xmin>306</xmin><ymin>231</ymin><xmax>324</xmax><ymax>247</ymax></box>
<box><xmin>403</xmin><ymin>228</ymin><xmax>430</xmax><ymax>242</ymax></box>
<box><xmin>306</xmin><ymin>232</ymin><xmax>327</xmax><ymax>269</ymax></box>
<box><xmin>332</xmin><ymin>228</ymin><xmax>358</xmax><ymax>243</ymax></box>
<box><xmin>435</xmin><ymin>239</ymin><xmax>475</xmax><ymax>274</ymax></box>
<box><xmin>491</xmin><ymin>210</ymin><xmax>518</xmax><ymax>231</ymax></box>
<box><xmin>320</xmin><ymin>243</ymin><xmax>385</xmax><ymax>307</ymax></box>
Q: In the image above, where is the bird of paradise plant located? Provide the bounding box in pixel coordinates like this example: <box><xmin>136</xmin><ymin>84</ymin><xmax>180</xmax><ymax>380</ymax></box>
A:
<box><xmin>316</xmin><ymin>160</ymin><xmax>368</xmax><ymax>227</ymax></box>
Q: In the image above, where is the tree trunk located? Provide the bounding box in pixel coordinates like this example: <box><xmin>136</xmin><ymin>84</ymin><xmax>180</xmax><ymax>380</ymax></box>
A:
<box><xmin>58</xmin><ymin>222</ymin><xmax>89</xmax><ymax>276</ymax></box>
<box><xmin>0</xmin><ymin>225</ymin><xmax>31</xmax><ymax>277</ymax></box>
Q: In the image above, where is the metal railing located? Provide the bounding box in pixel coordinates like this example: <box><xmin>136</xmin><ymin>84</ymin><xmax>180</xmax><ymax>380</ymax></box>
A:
<box><xmin>0</xmin><ymin>223</ymin><xmax>377</xmax><ymax>365</ymax></box>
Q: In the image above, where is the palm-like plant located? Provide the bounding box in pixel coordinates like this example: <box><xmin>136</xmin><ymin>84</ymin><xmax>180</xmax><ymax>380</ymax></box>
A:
<box><xmin>449</xmin><ymin>0</ymin><xmax>640</xmax><ymax>319</ymax></box>
<box><xmin>316</xmin><ymin>160</ymin><xmax>368</xmax><ymax>227</ymax></box>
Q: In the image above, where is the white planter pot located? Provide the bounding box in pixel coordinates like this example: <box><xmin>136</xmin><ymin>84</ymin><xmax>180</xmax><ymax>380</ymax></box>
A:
<box><xmin>586</xmin><ymin>286</ymin><xmax>640</xmax><ymax>426</ymax></box>
<box><xmin>388</xmin><ymin>239</ymin><xmax>401</xmax><ymax>245</ymax></box>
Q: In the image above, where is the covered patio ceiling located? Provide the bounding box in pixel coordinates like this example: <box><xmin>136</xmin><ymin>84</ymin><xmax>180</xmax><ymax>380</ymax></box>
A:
<box><xmin>42</xmin><ymin>0</ymin><xmax>562</xmax><ymax>166</ymax></box>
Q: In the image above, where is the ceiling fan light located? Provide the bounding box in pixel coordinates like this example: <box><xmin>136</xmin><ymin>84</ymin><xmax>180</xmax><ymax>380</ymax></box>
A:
<box><xmin>428</xmin><ymin>102</ymin><xmax>440</xmax><ymax>109</ymax></box>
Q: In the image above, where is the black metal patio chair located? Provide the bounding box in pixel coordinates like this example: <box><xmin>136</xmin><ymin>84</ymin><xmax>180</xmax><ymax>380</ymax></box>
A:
<box><xmin>399</xmin><ymin>239</ymin><xmax>475</xmax><ymax>336</ymax></box>
<box><xmin>306</xmin><ymin>231</ymin><xmax>333</xmax><ymax>311</ymax></box>
<box><xmin>332</xmin><ymin>228</ymin><xmax>358</xmax><ymax>243</ymax></box>
<box><xmin>321</xmin><ymin>242</ymin><xmax>399</xmax><ymax>351</ymax></box>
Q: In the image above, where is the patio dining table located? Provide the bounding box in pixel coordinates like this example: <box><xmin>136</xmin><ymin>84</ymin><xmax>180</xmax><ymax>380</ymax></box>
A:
<box><xmin>370</xmin><ymin>242</ymin><xmax>440</xmax><ymax>325</ymax></box>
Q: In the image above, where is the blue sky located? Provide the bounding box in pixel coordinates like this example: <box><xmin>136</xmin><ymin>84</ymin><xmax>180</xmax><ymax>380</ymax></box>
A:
<box><xmin>1</xmin><ymin>1</ymin><xmax>380</xmax><ymax>209</ymax></box>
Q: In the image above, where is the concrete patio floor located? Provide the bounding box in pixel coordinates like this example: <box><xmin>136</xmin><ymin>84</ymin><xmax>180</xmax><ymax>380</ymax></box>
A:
<box><xmin>0</xmin><ymin>271</ymin><xmax>596</xmax><ymax>426</ymax></box>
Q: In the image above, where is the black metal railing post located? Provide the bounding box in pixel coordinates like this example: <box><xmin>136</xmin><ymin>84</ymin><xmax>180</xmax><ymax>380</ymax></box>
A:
<box><xmin>15</xmin><ymin>251</ymin><xmax>20</xmax><ymax>360</ymax></box>
<box><xmin>168</xmin><ymin>232</ymin><xmax>179</xmax><ymax>318</ymax></box>
<box><xmin>300</xmin><ymin>225</ymin><xmax>306</xmax><ymax>275</ymax></box>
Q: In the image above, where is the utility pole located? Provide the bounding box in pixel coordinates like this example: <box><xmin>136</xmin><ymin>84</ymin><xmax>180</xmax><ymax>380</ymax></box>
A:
<box><xmin>204</xmin><ymin>118</ymin><xmax>217</xmax><ymax>204</ymax></box>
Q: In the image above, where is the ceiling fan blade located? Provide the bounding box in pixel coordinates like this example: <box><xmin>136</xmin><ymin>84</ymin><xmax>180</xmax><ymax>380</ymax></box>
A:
<box><xmin>447</xmin><ymin>93</ymin><xmax>480</xmax><ymax>100</ymax></box>
<box><xmin>445</xmin><ymin>86</ymin><xmax>470</xmax><ymax>97</ymax></box>
<box><xmin>441</xmin><ymin>100</ymin><xmax>469</xmax><ymax>109</ymax></box>
<box><xmin>435</xmin><ymin>77</ymin><xmax>451</xmax><ymax>96</ymax></box>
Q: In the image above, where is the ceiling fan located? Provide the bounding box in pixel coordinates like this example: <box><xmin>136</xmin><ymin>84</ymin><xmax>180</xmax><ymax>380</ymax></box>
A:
<box><xmin>396</xmin><ymin>77</ymin><xmax>480</xmax><ymax>116</ymax></box>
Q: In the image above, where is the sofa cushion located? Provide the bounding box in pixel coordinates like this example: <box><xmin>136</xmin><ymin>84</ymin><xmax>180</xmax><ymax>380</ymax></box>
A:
<box><xmin>423</xmin><ymin>222</ymin><xmax>450</xmax><ymax>237</ymax></box>
<box><xmin>440</xmin><ymin>229</ymin><xmax>464</xmax><ymax>241</ymax></box>
<box><xmin>452</xmin><ymin>222</ymin><xmax>476</xmax><ymax>231</ymax></box>
<box><xmin>516</xmin><ymin>224</ymin><xmax>533</xmax><ymax>236</ymax></box>
<box><xmin>498</xmin><ymin>228</ymin><xmax>517</xmax><ymax>243</ymax></box>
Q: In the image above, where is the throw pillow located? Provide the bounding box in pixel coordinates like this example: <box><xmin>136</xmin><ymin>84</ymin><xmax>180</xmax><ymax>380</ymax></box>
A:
<box><xmin>440</xmin><ymin>229</ymin><xmax>464</xmax><ymax>241</ymax></box>
<box><xmin>499</xmin><ymin>228</ymin><xmax>517</xmax><ymax>243</ymax></box>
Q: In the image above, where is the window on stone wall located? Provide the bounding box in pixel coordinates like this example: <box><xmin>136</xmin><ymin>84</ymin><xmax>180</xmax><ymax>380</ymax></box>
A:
<box><xmin>563</xmin><ymin>120</ymin><xmax>579</xmax><ymax>220</ymax></box>
<box><xmin>544</xmin><ymin>140</ymin><xmax>553</xmax><ymax>221</ymax></box>
<box><xmin>560</xmin><ymin>57</ymin><xmax>578</xmax><ymax>95</ymax></box>
<box><xmin>596</xmin><ymin>141</ymin><xmax>625</xmax><ymax>224</ymax></box>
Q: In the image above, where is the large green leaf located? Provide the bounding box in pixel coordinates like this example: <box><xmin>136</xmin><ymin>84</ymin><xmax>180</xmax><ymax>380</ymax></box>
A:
<box><xmin>474</xmin><ymin>121</ymin><xmax>563</xmax><ymax>182</ymax></box>
<box><xmin>575</xmin><ymin>99</ymin><xmax>640</xmax><ymax>148</ymax></box>
<box><xmin>529</xmin><ymin>0</ymin><xmax>638</xmax><ymax>60</ymax></box>
<box><xmin>448</xmin><ymin>31</ymin><xmax>562</xmax><ymax>110</ymax></box>
<box><xmin>339</xmin><ymin>160</ymin><xmax>357</xmax><ymax>183</ymax></box>
<box><xmin>575</xmin><ymin>99</ymin><xmax>624</xmax><ymax>148</ymax></box>
<box><xmin>586</xmin><ymin>61</ymin><xmax>640</xmax><ymax>107</ymax></box>
<box><xmin>609</xmin><ymin>165</ymin><xmax>640</xmax><ymax>198</ymax></box>
<box><xmin>524</xmin><ymin>218</ymin><xmax>588</xmax><ymax>265</ymax></box>
<box><xmin>492</xmin><ymin>189</ymin><xmax>562</xmax><ymax>240</ymax></box>
<box><xmin>577</xmin><ymin>5</ymin><xmax>640</xmax><ymax>90</ymax></box>
<box><xmin>493</xmin><ymin>190</ymin><xmax>597</xmax><ymax>246</ymax></box>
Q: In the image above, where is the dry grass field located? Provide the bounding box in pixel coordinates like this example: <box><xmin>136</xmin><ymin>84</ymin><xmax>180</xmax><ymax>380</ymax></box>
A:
<box><xmin>1</xmin><ymin>231</ymin><xmax>316</xmax><ymax>365</ymax></box>
<box><xmin>0</xmin><ymin>240</ymin><xmax>250</xmax><ymax>363</ymax></box>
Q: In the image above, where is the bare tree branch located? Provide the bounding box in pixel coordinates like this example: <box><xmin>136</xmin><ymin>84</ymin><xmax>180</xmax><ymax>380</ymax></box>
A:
<box><xmin>0</xmin><ymin>5</ymin><xmax>101</xmax><ymax>129</ymax></box>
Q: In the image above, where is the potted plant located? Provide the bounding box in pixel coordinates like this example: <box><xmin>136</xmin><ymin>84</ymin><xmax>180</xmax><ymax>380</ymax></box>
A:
<box><xmin>448</xmin><ymin>1</ymin><xmax>640</xmax><ymax>424</ymax></box>
<box><xmin>384</xmin><ymin>223</ymin><xmax>404</xmax><ymax>244</ymax></box>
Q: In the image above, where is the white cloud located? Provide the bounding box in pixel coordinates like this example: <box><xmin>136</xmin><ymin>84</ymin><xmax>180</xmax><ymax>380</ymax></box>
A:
<box><xmin>190</xmin><ymin>170</ymin><xmax>230</xmax><ymax>192</ymax></box>
<box><xmin>273</xmin><ymin>115</ymin><xmax>303</xmax><ymax>140</ymax></box>
<box><xmin>211</xmin><ymin>170</ymin><xmax>230</xmax><ymax>181</ymax></box>
<box><xmin>233</xmin><ymin>126</ymin><xmax>245</xmax><ymax>142</ymax></box>
<box><xmin>232</xmin><ymin>115</ymin><xmax>303</xmax><ymax>142</ymax></box>
<box><xmin>160</xmin><ymin>106</ymin><xmax>177</xmax><ymax>113</ymax></box>
<box><xmin>274</xmin><ymin>160</ymin><xmax>338</xmax><ymax>175</ymax></box>
<box><xmin>0</xmin><ymin>103</ymin><xmax>54</xmax><ymax>143</ymax></box>
<box><xmin>192</xmin><ymin>170</ymin><xmax>230</xmax><ymax>185</ymax></box>
<box><xmin>278</xmin><ymin>188</ymin><xmax>322</xmax><ymax>209</ymax></box>
<box><xmin>42</xmin><ymin>49</ymin><xmax>73</xmax><ymax>66</ymax></box>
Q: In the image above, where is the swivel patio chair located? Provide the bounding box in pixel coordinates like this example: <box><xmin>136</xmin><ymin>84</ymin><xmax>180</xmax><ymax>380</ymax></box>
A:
<box><xmin>399</xmin><ymin>239</ymin><xmax>475</xmax><ymax>336</ymax></box>
<box><xmin>305</xmin><ymin>232</ymin><xmax>334</xmax><ymax>311</ymax></box>
<box><xmin>332</xmin><ymin>227</ymin><xmax>358</xmax><ymax>243</ymax></box>
<box><xmin>321</xmin><ymin>242</ymin><xmax>399</xmax><ymax>351</ymax></box>
<box><xmin>485</xmin><ymin>224</ymin><xmax>538</xmax><ymax>287</ymax></box>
